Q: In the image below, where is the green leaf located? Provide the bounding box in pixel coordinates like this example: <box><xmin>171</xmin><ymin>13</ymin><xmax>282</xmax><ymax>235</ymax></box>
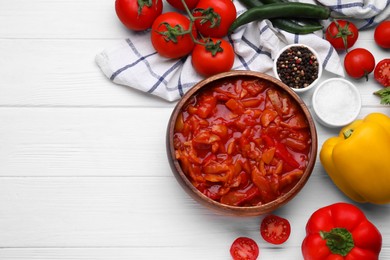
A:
<box><xmin>374</xmin><ymin>87</ymin><xmax>390</xmax><ymax>105</ymax></box>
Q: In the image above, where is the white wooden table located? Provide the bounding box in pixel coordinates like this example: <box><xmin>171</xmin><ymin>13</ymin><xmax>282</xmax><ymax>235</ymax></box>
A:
<box><xmin>0</xmin><ymin>1</ymin><xmax>389</xmax><ymax>259</ymax></box>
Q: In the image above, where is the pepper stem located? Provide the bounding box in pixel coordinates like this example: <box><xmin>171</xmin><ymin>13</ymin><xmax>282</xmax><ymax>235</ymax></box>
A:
<box><xmin>320</xmin><ymin>228</ymin><xmax>354</xmax><ymax>256</ymax></box>
<box><xmin>343</xmin><ymin>129</ymin><xmax>354</xmax><ymax>139</ymax></box>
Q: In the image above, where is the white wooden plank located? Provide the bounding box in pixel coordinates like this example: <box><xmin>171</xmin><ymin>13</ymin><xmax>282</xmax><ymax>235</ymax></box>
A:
<box><xmin>0</xmin><ymin>177</ymin><xmax>388</xmax><ymax>253</ymax></box>
<box><xmin>0</xmin><ymin>106</ymin><xmax>388</xmax><ymax>177</ymax></box>
<box><xmin>1</xmin><ymin>1</ymin><xmax>390</xmax><ymax>258</ymax></box>
<box><xmin>0</xmin><ymin>0</ymin><xmax>381</xmax><ymax>40</ymax></box>
<box><xmin>0</xmin><ymin>107</ymin><xmax>173</xmax><ymax>177</ymax></box>
<box><xmin>0</xmin><ymin>176</ymin><xmax>265</xmax><ymax>248</ymax></box>
<box><xmin>0</xmin><ymin>0</ymin><xmax>126</xmax><ymax>39</ymax></box>
<box><xmin>2</xmin><ymin>247</ymin><xmax>389</xmax><ymax>260</ymax></box>
<box><xmin>1</xmin><ymin>107</ymin><xmax>389</xmax><ymax>177</ymax></box>
<box><xmin>0</xmin><ymin>39</ymin><xmax>172</xmax><ymax>107</ymax></box>
<box><xmin>0</xmin><ymin>34</ymin><xmax>388</xmax><ymax>108</ymax></box>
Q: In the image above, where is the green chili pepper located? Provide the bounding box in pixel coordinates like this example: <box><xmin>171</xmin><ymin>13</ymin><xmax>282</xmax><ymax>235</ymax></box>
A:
<box><xmin>229</xmin><ymin>2</ymin><xmax>330</xmax><ymax>33</ymax></box>
<box><xmin>237</xmin><ymin>0</ymin><xmax>323</xmax><ymax>34</ymax></box>
<box><xmin>270</xmin><ymin>19</ymin><xmax>323</xmax><ymax>34</ymax></box>
<box><xmin>257</xmin><ymin>0</ymin><xmax>282</xmax><ymax>4</ymax></box>
<box><xmin>238</xmin><ymin>0</ymin><xmax>263</xmax><ymax>7</ymax></box>
<box><xmin>258</xmin><ymin>0</ymin><xmax>324</xmax><ymax>26</ymax></box>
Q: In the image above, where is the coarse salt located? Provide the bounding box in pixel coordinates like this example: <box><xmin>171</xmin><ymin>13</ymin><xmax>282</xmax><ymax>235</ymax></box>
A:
<box><xmin>312</xmin><ymin>78</ymin><xmax>361</xmax><ymax>127</ymax></box>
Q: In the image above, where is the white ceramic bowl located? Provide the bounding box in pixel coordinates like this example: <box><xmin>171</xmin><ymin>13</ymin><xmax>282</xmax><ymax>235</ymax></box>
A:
<box><xmin>273</xmin><ymin>44</ymin><xmax>323</xmax><ymax>94</ymax></box>
<box><xmin>312</xmin><ymin>78</ymin><xmax>361</xmax><ymax>128</ymax></box>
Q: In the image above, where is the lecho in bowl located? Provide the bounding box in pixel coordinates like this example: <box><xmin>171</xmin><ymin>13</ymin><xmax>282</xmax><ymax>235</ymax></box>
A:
<box><xmin>166</xmin><ymin>71</ymin><xmax>318</xmax><ymax>216</ymax></box>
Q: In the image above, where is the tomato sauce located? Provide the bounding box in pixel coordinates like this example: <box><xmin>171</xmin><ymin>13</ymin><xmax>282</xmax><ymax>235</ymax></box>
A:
<box><xmin>173</xmin><ymin>77</ymin><xmax>312</xmax><ymax>207</ymax></box>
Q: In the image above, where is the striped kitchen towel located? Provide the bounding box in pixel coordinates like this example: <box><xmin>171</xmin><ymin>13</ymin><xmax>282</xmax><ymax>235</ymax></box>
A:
<box><xmin>96</xmin><ymin>0</ymin><xmax>390</xmax><ymax>102</ymax></box>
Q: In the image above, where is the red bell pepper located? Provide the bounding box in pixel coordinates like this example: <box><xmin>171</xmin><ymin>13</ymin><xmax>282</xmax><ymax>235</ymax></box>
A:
<box><xmin>302</xmin><ymin>202</ymin><xmax>382</xmax><ymax>260</ymax></box>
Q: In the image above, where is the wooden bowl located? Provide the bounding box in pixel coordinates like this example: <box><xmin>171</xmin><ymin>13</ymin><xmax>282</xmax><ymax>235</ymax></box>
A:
<box><xmin>166</xmin><ymin>70</ymin><xmax>317</xmax><ymax>216</ymax></box>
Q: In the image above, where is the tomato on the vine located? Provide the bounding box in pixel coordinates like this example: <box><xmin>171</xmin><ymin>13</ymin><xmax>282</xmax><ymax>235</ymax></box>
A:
<box><xmin>344</xmin><ymin>48</ymin><xmax>375</xmax><ymax>79</ymax></box>
<box><xmin>374</xmin><ymin>20</ymin><xmax>390</xmax><ymax>49</ymax></box>
<box><xmin>374</xmin><ymin>59</ymin><xmax>390</xmax><ymax>87</ymax></box>
<box><xmin>192</xmin><ymin>38</ymin><xmax>235</xmax><ymax>76</ymax></box>
<box><xmin>325</xmin><ymin>20</ymin><xmax>359</xmax><ymax>51</ymax></box>
<box><xmin>166</xmin><ymin>0</ymin><xmax>199</xmax><ymax>11</ymax></box>
<box><xmin>230</xmin><ymin>237</ymin><xmax>259</xmax><ymax>260</ymax></box>
<box><xmin>151</xmin><ymin>12</ymin><xmax>197</xmax><ymax>59</ymax></box>
<box><xmin>115</xmin><ymin>0</ymin><xmax>163</xmax><ymax>31</ymax></box>
<box><xmin>192</xmin><ymin>0</ymin><xmax>237</xmax><ymax>38</ymax></box>
<box><xmin>260</xmin><ymin>214</ymin><xmax>291</xmax><ymax>245</ymax></box>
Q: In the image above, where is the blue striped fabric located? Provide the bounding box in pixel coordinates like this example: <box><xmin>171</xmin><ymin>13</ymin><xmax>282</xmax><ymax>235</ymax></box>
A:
<box><xmin>96</xmin><ymin>0</ymin><xmax>390</xmax><ymax>101</ymax></box>
<box><xmin>317</xmin><ymin>0</ymin><xmax>390</xmax><ymax>29</ymax></box>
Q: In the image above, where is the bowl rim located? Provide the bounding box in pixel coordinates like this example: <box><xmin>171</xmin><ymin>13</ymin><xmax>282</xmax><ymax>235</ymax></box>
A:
<box><xmin>273</xmin><ymin>43</ymin><xmax>323</xmax><ymax>93</ymax></box>
<box><xmin>312</xmin><ymin>77</ymin><xmax>362</xmax><ymax>128</ymax></box>
<box><xmin>166</xmin><ymin>70</ymin><xmax>318</xmax><ymax>216</ymax></box>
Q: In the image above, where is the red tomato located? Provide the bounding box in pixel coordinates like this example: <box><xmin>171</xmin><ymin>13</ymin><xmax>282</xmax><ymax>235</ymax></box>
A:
<box><xmin>374</xmin><ymin>20</ymin><xmax>390</xmax><ymax>49</ymax></box>
<box><xmin>374</xmin><ymin>59</ymin><xmax>390</xmax><ymax>87</ymax></box>
<box><xmin>192</xmin><ymin>0</ymin><xmax>237</xmax><ymax>38</ymax></box>
<box><xmin>166</xmin><ymin>0</ymin><xmax>199</xmax><ymax>11</ymax></box>
<box><xmin>192</xmin><ymin>38</ymin><xmax>235</xmax><ymax>77</ymax></box>
<box><xmin>325</xmin><ymin>20</ymin><xmax>359</xmax><ymax>51</ymax></box>
<box><xmin>151</xmin><ymin>12</ymin><xmax>197</xmax><ymax>59</ymax></box>
<box><xmin>230</xmin><ymin>237</ymin><xmax>259</xmax><ymax>260</ymax></box>
<box><xmin>260</xmin><ymin>215</ymin><xmax>291</xmax><ymax>245</ymax></box>
<box><xmin>115</xmin><ymin>0</ymin><xmax>163</xmax><ymax>31</ymax></box>
<box><xmin>344</xmin><ymin>48</ymin><xmax>375</xmax><ymax>79</ymax></box>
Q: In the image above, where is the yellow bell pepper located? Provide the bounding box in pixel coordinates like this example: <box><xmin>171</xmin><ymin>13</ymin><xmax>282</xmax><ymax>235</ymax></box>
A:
<box><xmin>320</xmin><ymin>113</ymin><xmax>390</xmax><ymax>204</ymax></box>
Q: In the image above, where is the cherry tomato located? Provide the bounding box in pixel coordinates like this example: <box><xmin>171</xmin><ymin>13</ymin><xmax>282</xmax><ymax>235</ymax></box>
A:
<box><xmin>374</xmin><ymin>59</ymin><xmax>390</xmax><ymax>87</ymax></box>
<box><xmin>151</xmin><ymin>12</ymin><xmax>197</xmax><ymax>59</ymax></box>
<box><xmin>374</xmin><ymin>20</ymin><xmax>390</xmax><ymax>49</ymax></box>
<box><xmin>344</xmin><ymin>48</ymin><xmax>375</xmax><ymax>79</ymax></box>
<box><xmin>115</xmin><ymin>0</ymin><xmax>163</xmax><ymax>31</ymax></box>
<box><xmin>192</xmin><ymin>38</ymin><xmax>235</xmax><ymax>77</ymax></box>
<box><xmin>260</xmin><ymin>215</ymin><xmax>291</xmax><ymax>245</ymax></box>
<box><xmin>325</xmin><ymin>20</ymin><xmax>359</xmax><ymax>51</ymax></box>
<box><xmin>230</xmin><ymin>237</ymin><xmax>259</xmax><ymax>260</ymax></box>
<box><xmin>166</xmin><ymin>0</ymin><xmax>199</xmax><ymax>11</ymax></box>
<box><xmin>192</xmin><ymin>0</ymin><xmax>237</xmax><ymax>38</ymax></box>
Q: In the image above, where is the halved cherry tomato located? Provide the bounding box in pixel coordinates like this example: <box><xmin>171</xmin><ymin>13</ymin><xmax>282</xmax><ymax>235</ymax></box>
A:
<box><xmin>260</xmin><ymin>214</ymin><xmax>291</xmax><ymax>245</ymax></box>
<box><xmin>374</xmin><ymin>59</ymin><xmax>390</xmax><ymax>87</ymax></box>
<box><xmin>230</xmin><ymin>237</ymin><xmax>259</xmax><ymax>260</ymax></box>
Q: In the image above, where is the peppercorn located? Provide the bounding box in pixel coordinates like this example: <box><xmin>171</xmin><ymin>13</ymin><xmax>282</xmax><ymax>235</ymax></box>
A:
<box><xmin>276</xmin><ymin>45</ymin><xmax>319</xmax><ymax>89</ymax></box>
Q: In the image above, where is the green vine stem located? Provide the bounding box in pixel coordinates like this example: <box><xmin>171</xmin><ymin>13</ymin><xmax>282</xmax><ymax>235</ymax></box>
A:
<box><xmin>156</xmin><ymin>0</ymin><xmax>224</xmax><ymax>56</ymax></box>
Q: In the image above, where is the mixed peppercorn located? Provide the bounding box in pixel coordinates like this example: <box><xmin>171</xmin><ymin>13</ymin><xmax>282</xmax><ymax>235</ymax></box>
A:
<box><xmin>276</xmin><ymin>45</ymin><xmax>319</xmax><ymax>89</ymax></box>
